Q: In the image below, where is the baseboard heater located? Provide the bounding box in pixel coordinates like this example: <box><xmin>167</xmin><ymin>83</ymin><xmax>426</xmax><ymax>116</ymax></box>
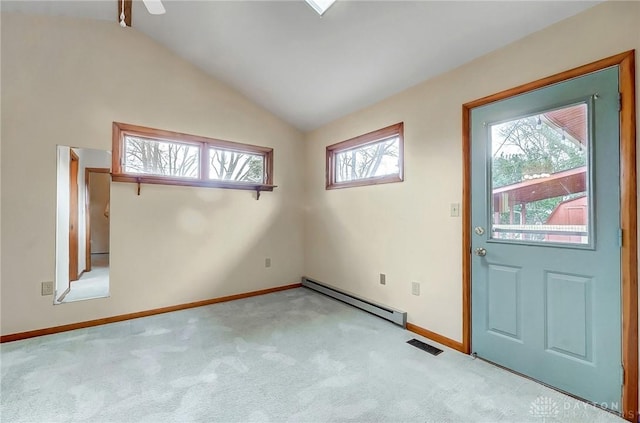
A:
<box><xmin>301</xmin><ymin>277</ymin><xmax>407</xmax><ymax>328</ymax></box>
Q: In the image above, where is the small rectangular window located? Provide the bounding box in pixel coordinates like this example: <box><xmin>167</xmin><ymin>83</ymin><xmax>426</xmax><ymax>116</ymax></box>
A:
<box><xmin>112</xmin><ymin>122</ymin><xmax>274</xmax><ymax>192</ymax></box>
<box><xmin>208</xmin><ymin>147</ymin><xmax>265</xmax><ymax>183</ymax></box>
<box><xmin>326</xmin><ymin>122</ymin><xmax>404</xmax><ymax>189</ymax></box>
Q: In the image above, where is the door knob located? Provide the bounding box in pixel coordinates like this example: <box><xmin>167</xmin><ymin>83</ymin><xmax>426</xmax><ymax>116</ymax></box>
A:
<box><xmin>474</xmin><ymin>247</ymin><xmax>487</xmax><ymax>257</ymax></box>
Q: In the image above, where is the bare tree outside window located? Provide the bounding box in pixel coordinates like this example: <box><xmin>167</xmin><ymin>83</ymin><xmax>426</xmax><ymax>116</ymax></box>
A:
<box><xmin>326</xmin><ymin>122</ymin><xmax>404</xmax><ymax>189</ymax></box>
<box><xmin>112</xmin><ymin>122</ymin><xmax>275</xmax><ymax>194</ymax></box>
<box><xmin>208</xmin><ymin>148</ymin><xmax>265</xmax><ymax>183</ymax></box>
<box><xmin>335</xmin><ymin>137</ymin><xmax>399</xmax><ymax>182</ymax></box>
<box><xmin>124</xmin><ymin>136</ymin><xmax>199</xmax><ymax>178</ymax></box>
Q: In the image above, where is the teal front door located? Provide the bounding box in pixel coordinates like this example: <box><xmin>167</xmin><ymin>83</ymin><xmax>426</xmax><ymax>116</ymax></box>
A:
<box><xmin>471</xmin><ymin>67</ymin><xmax>621</xmax><ymax>409</ymax></box>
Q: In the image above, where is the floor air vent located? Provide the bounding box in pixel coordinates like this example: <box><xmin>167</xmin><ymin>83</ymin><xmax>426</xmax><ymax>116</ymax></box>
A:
<box><xmin>301</xmin><ymin>277</ymin><xmax>407</xmax><ymax>328</ymax></box>
<box><xmin>407</xmin><ymin>338</ymin><xmax>443</xmax><ymax>356</ymax></box>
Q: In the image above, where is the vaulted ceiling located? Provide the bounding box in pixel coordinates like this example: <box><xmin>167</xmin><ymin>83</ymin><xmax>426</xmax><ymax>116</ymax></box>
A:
<box><xmin>1</xmin><ymin>1</ymin><xmax>601</xmax><ymax>131</ymax></box>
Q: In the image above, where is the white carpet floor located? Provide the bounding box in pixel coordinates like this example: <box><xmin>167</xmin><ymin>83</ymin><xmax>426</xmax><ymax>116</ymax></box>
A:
<box><xmin>1</xmin><ymin>288</ymin><xmax>624</xmax><ymax>422</ymax></box>
<box><xmin>63</xmin><ymin>253</ymin><xmax>110</xmax><ymax>303</ymax></box>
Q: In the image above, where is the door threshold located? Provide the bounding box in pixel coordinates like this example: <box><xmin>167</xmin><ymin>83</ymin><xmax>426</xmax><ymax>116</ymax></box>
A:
<box><xmin>473</xmin><ymin>354</ymin><xmax>621</xmax><ymax>418</ymax></box>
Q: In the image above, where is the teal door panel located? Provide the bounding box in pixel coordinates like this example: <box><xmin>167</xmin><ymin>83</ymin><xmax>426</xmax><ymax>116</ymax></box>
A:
<box><xmin>471</xmin><ymin>67</ymin><xmax>621</xmax><ymax>409</ymax></box>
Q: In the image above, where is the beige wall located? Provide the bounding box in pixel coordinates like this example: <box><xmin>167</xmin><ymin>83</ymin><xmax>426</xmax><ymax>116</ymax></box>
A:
<box><xmin>1</xmin><ymin>2</ymin><xmax>638</xmax><ymax>340</ymax></box>
<box><xmin>0</xmin><ymin>13</ymin><xmax>305</xmax><ymax>335</ymax></box>
<box><xmin>304</xmin><ymin>0</ymin><xmax>640</xmax><ymax>343</ymax></box>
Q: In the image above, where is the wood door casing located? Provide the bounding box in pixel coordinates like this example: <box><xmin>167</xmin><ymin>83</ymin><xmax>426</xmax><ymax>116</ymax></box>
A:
<box><xmin>69</xmin><ymin>150</ymin><xmax>79</xmax><ymax>283</ymax></box>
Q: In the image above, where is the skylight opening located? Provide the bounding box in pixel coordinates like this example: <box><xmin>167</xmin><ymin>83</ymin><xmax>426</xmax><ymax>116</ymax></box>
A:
<box><xmin>305</xmin><ymin>0</ymin><xmax>336</xmax><ymax>16</ymax></box>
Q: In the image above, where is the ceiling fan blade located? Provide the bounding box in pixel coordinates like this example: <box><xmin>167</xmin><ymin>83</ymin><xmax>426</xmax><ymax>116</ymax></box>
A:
<box><xmin>142</xmin><ymin>0</ymin><xmax>166</xmax><ymax>15</ymax></box>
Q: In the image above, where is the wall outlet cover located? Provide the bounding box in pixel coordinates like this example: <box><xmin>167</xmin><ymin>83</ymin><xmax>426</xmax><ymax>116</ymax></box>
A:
<box><xmin>41</xmin><ymin>281</ymin><xmax>54</xmax><ymax>296</ymax></box>
<box><xmin>380</xmin><ymin>273</ymin><xmax>386</xmax><ymax>285</ymax></box>
<box><xmin>265</xmin><ymin>258</ymin><xmax>271</xmax><ymax>268</ymax></box>
<box><xmin>411</xmin><ymin>281</ymin><xmax>420</xmax><ymax>296</ymax></box>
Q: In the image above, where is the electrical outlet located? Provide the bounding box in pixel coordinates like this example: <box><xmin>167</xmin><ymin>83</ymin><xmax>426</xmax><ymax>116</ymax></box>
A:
<box><xmin>412</xmin><ymin>281</ymin><xmax>421</xmax><ymax>296</ymax></box>
<box><xmin>265</xmin><ymin>258</ymin><xmax>271</xmax><ymax>268</ymax></box>
<box><xmin>41</xmin><ymin>281</ymin><xmax>54</xmax><ymax>296</ymax></box>
<box><xmin>450</xmin><ymin>203</ymin><xmax>460</xmax><ymax>217</ymax></box>
<box><xmin>379</xmin><ymin>273</ymin><xmax>386</xmax><ymax>285</ymax></box>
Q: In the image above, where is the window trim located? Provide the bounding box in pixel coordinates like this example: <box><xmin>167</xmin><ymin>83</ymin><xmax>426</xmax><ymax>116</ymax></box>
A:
<box><xmin>112</xmin><ymin>122</ymin><xmax>274</xmax><ymax>192</ymax></box>
<box><xmin>325</xmin><ymin>122</ymin><xmax>404</xmax><ymax>190</ymax></box>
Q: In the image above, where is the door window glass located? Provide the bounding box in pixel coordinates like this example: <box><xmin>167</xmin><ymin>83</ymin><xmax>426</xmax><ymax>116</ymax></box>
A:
<box><xmin>490</xmin><ymin>103</ymin><xmax>590</xmax><ymax>245</ymax></box>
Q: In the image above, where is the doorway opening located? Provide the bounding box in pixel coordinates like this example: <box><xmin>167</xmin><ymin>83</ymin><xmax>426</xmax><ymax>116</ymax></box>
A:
<box><xmin>63</xmin><ymin>168</ymin><xmax>111</xmax><ymax>302</ymax></box>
